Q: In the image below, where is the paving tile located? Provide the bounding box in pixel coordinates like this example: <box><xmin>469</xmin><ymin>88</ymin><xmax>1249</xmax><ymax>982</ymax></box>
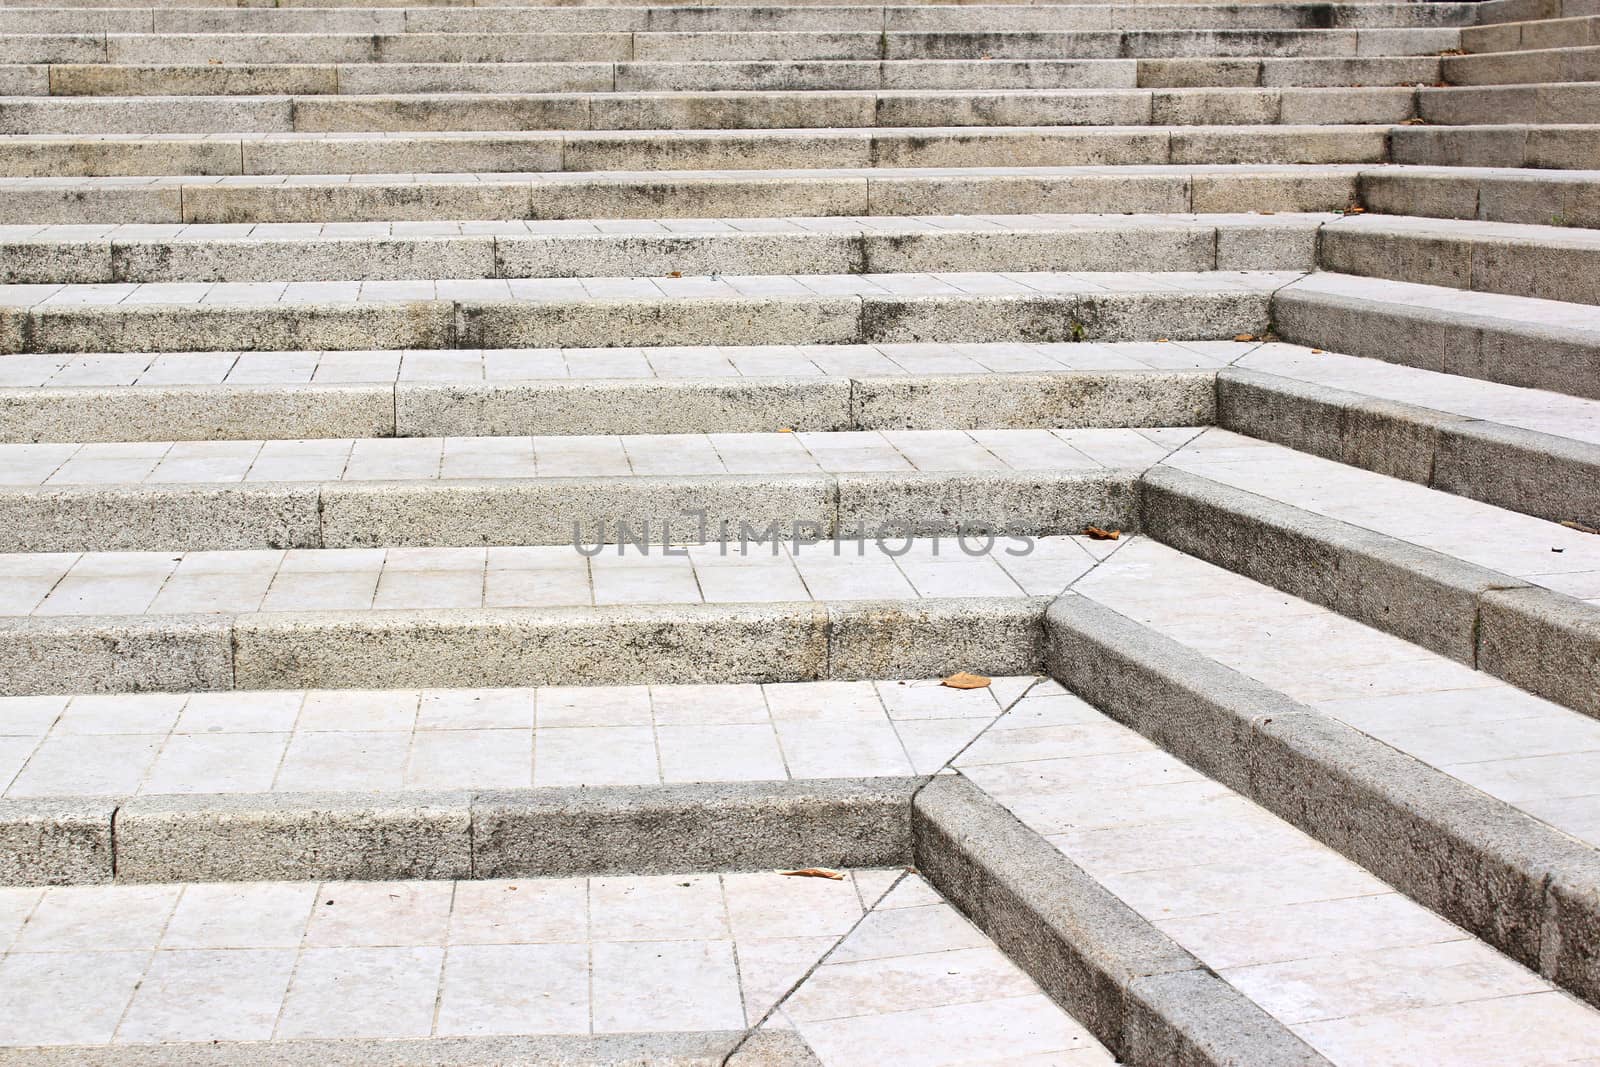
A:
<box><xmin>590</xmin><ymin>939</ymin><xmax>745</xmax><ymax>1032</ymax></box>
<box><xmin>276</xmin><ymin>947</ymin><xmax>444</xmax><ymax>1040</ymax></box>
<box><xmin>117</xmin><ymin>949</ymin><xmax>296</xmax><ymax>1044</ymax></box>
<box><xmin>436</xmin><ymin>943</ymin><xmax>590</xmax><ymax>1037</ymax></box>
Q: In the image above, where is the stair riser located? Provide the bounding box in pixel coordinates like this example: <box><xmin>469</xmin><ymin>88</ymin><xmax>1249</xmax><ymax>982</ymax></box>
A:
<box><xmin>1317</xmin><ymin>226</ymin><xmax>1600</xmax><ymax>305</ymax></box>
<box><xmin>0</xmin><ymin>778</ymin><xmax>920</xmax><ymax>885</ymax></box>
<box><xmin>0</xmin><ymin>127</ymin><xmax>1396</xmax><ymax>177</ymax></box>
<box><xmin>0</xmin><ymin>3</ymin><xmax>1485</xmax><ymax>35</ymax></box>
<box><xmin>0</xmin><ymin>596</ymin><xmax>1049</xmax><ymax>696</ymax></box>
<box><xmin>1357</xmin><ymin>168</ymin><xmax>1600</xmax><ymax>229</ymax></box>
<box><xmin>0</xmin><ymin>88</ymin><xmax>1418</xmax><ymax>135</ymax></box>
<box><xmin>1393</xmin><ymin>124</ymin><xmax>1600</xmax><ymax>170</ymax></box>
<box><xmin>1271</xmin><ymin>286</ymin><xmax>1600</xmax><ymax>399</ymax></box>
<box><xmin>0</xmin><ymin>470</ymin><xmax>1140</xmax><ymax>551</ymax></box>
<box><xmin>0</xmin><ymin>290</ymin><xmax>1273</xmax><ymax>354</ymax></box>
<box><xmin>1419</xmin><ymin>82</ymin><xmax>1600</xmax><ymax>125</ymax></box>
<box><xmin>1443</xmin><ymin>45</ymin><xmax>1600</xmax><ymax>84</ymax></box>
<box><xmin>0</xmin><ymin>171</ymin><xmax>1363</xmax><ymax>225</ymax></box>
<box><xmin>0</xmin><ymin>225</ymin><xmax>1319</xmax><ymax>284</ymax></box>
<box><xmin>0</xmin><ymin>29</ymin><xmax>1464</xmax><ymax>65</ymax></box>
<box><xmin>6</xmin><ymin>56</ymin><xmax>1447</xmax><ymax>96</ymax></box>
<box><xmin>1461</xmin><ymin>14</ymin><xmax>1600</xmax><ymax>52</ymax></box>
<box><xmin>0</xmin><ymin>370</ymin><xmax>1216</xmax><ymax>443</ymax></box>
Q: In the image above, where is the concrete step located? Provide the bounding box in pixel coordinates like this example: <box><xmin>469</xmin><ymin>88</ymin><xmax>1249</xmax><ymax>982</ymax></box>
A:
<box><xmin>0</xmin><ymin>426</ymin><xmax>1150</xmax><ymax>551</ymax></box>
<box><xmin>1271</xmin><ymin>271</ymin><xmax>1600</xmax><ymax>398</ymax></box>
<box><xmin>933</xmin><ymin>684</ymin><xmax>1600</xmax><ymax>1048</ymax></box>
<box><xmin>0</xmin><ymin>269</ymin><xmax>1292</xmax><ymax>354</ymax></box>
<box><xmin>0</xmin><ymin>866</ymin><xmax>1116</xmax><ymax>1067</ymax></box>
<box><xmin>1419</xmin><ymin>81</ymin><xmax>1600</xmax><ymax>125</ymax></box>
<box><xmin>0</xmin><ymin>55</ymin><xmax>1449</xmax><ymax>97</ymax></box>
<box><xmin>1462</xmin><ymin>12</ymin><xmax>1600</xmax><ymax>52</ymax></box>
<box><xmin>1442</xmin><ymin>44</ymin><xmax>1600</xmax><ymax>84</ymax></box>
<box><xmin>0</xmin><ymin>2</ymin><xmax>1485</xmax><ymax>35</ymax></box>
<box><xmin>0</xmin><ymin>340</ymin><xmax>1232</xmax><ymax>443</ymax></box>
<box><xmin>0</xmin><ymin>534</ymin><xmax>1099</xmax><ymax>694</ymax></box>
<box><xmin>1392</xmin><ymin>123</ymin><xmax>1600</xmax><ymax>170</ymax></box>
<box><xmin>0</xmin><ymin>165</ymin><xmax>1373</xmax><ymax>225</ymax></box>
<box><xmin>0</xmin><ymin>28</ymin><xmax>1464</xmax><ymax>66</ymax></box>
<box><xmin>0</xmin><ymin>677</ymin><xmax>1020</xmax><ymax>882</ymax></box>
<box><xmin>1219</xmin><ymin>342</ymin><xmax>1600</xmax><ymax>528</ymax></box>
<box><xmin>1355</xmin><ymin>164</ymin><xmax>1600</xmax><ymax>229</ymax></box>
<box><xmin>1056</xmin><ymin>538</ymin><xmax>1600</xmax><ymax>1015</ymax></box>
<box><xmin>1317</xmin><ymin>212</ymin><xmax>1600</xmax><ymax>305</ymax></box>
<box><xmin>0</xmin><ymin>212</ymin><xmax>1328</xmax><ymax>284</ymax></box>
<box><xmin>1143</xmin><ymin>429</ymin><xmax>1600</xmax><ymax>719</ymax></box>
<box><xmin>9</xmin><ymin>162</ymin><xmax>1598</xmax><ymax>229</ymax></box>
<box><xmin>0</xmin><ymin>87</ymin><xmax>1421</xmax><ymax>135</ymax></box>
<box><xmin>0</xmin><ymin>125</ymin><xmax>1399</xmax><ymax>178</ymax></box>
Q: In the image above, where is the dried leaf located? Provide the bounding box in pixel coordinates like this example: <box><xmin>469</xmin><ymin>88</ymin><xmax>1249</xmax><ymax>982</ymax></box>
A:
<box><xmin>1234</xmin><ymin>333</ymin><xmax>1256</xmax><ymax>342</ymax></box>
<box><xmin>942</xmin><ymin>671</ymin><xmax>991</xmax><ymax>690</ymax></box>
<box><xmin>1561</xmin><ymin>520</ymin><xmax>1600</xmax><ymax>535</ymax></box>
<box><xmin>1084</xmin><ymin>525</ymin><xmax>1121</xmax><ymax>541</ymax></box>
<box><xmin>1155</xmin><ymin>337</ymin><xmax>1170</xmax><ymax>343</ymax></box>
<box><xmin>779</xmin><ymin>867</ymin><xmax>846</xmax><ymax>880</ymax></box>
<box><xmin>1311</xmin><ymin>348</ymin><xmax>1325</xmax><ymax>354</ymax></box>
<box><xmin>778</xmin><ymin>427</ymin><xmax>793</xmax><ymax>433</ymax></box>
<box><xmin>1345</xmin><ymin>205</ymin><xmax>1367</xmax><ymax>214</ymax></box>
<box><xmin>1258</xmin><ymin>210</ymin><xmax>1276</xmax><ymax>216</ymax></box>
<box><xmin>667</xmin><ymin>270</ymin><xmax>682</xmax><ymax>278</ymax></box>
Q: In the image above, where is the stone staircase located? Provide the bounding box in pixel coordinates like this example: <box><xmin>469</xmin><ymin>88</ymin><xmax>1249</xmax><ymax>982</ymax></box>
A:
<box><xmin>2</xmin><ymin>0</ymin><xmax>1600</xmax><ymax>1061</ymax></box>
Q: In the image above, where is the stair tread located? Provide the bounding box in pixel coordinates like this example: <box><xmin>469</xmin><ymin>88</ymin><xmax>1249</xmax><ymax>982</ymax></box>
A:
<box><xmin>1282</xmin><ymin>270</ymin><xmax>1600</xmax><ymax>331</ymax></box>
<box><xmin>0</xmin><ymin>675</ymin><xmax>1029</xmax><ymax>794</ymax></box>
<box><xmin>0</xmin><ymin>340</ymin><xmax>1240</xmax><ymax>389</ymax></box>
<box><xmin>1237</xmin><ymin>342</ymin><xmax>1600</xmax><ymax>447</ymax></box>
<box><xmin>0</xmin><ymin>427</ymin><xmax>1184</xmax><ymax>484</ymax></box>
<box><xmin>1163</xmin><ymin>428</ymin><xmax>1600</xmax><ymax>602</ymax></box>
<box><xmin>0</xmin><ymin>534</ymin><xmax>1111</xmax><ymax>617</ymax></box>
<box><xmin>0</xmin><ymin>867</ymin><xmax>1112</xmax><ymax>1064</ymax></box>
<box><xmin>0</xmin><ymin>268</ymin><xmax>1300</xmax><ymax>307</ymax></box>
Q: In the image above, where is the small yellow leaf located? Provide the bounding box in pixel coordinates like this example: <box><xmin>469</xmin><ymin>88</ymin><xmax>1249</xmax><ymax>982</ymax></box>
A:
<box><xmin>942</xmin><ymin>671</ymin><xmax>991</xmax><ymax>690</ymax></box>
<box><xmin>779</xmin><ymin>867</ymin><xmax>846</xmax><ymax>880</ymax></box>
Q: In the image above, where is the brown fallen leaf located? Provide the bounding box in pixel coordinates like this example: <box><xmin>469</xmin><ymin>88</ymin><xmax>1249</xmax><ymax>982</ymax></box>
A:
<box><xmin>1311</xmin><ymin>348</ymin><xmax>1325</xmax><ymax>354</ymax></box>
<box><xmin>1084</xmin><ymin>525</ymin><xmax>1121</xmax><ymax>541</ymax></box>
<box><xmin>942</xmin><ymin>671</ymin><xmax>991</xmax><ymax>690</ymax></box>
<box><xmin>1155</xmin><ymin>337</ymin><xmax>1170</xmax><ymax>343</ymax></box>
<box><xmin>1258</xmin><ymin>210</ymin><xmax>1276</xmax><ymax>216</ymax></box>
<box><xmin>667</xmin><ymin>270</ymin><xmax>682</xmax><ymax>278</ymax></box>
<box><xmin>1345</xmin><ymin>205</ymin><xmax>1367</xmax><ymax>214</ymax></box>
<box><xmin>1234</xmin><ymin>333</ymin><xmax>1256</xmax><ymax>342</ymax></box>
<box><xmin>779</xmin><ymin>867</ymin><xmax>846</xmax><ymax>880</ymax></box>
<box><xmin>1561</xmin><ymin>520</ymin><xmax>1600</xmax><ymax>535</ymax></box>
<box><xmin>778</xmin><ymin>427</ymin><xmax>793</xmax><ymax>433</ymax></box>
